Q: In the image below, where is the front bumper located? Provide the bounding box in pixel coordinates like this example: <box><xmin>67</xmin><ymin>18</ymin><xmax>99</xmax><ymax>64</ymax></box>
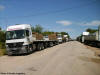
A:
<box><xmin>6</xmin><ymin>45</ymin><xmax>28</xmax><ymax>55</ymax></box>
<box><xmin>58</xmin><ymin>39</ymin><xmax>62</xmax><ymax>43</ymax></box>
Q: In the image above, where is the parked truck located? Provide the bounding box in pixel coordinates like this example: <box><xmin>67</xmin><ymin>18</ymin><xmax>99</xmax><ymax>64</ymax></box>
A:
<box><xmin>57</xmin><ymin>34</ymin><xmax>63</xmax><ymax>43</ymax></box>
<box><xmin>62</xmin><ymin>35</ymin><xmax>69</xmax><ymax>42</ymax></box>
<box><xmin>43</xmin><ymin>34</ymin><xmax>59</xmax><ymax>46</ymax></box>
<box><xmin>6</xmin><ymin>24</ymin><xmax>58</xmax><ymax>55</ymax></box>
<box><xmin>81</xmin><ymin>25</ymin><xmax>100</xmax><ymax>47</ymax></box>
<box><xmin>56</xmin><ymin>34</ymin><xmax>69</xmax><ymax>43</ymax></box>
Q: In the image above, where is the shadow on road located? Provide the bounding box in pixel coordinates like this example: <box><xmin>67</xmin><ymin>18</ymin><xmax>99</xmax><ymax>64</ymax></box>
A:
<box><xmin>79</xmin><ymin>56</ymin><xmax>100</xmax><ymax>64</ymax></box>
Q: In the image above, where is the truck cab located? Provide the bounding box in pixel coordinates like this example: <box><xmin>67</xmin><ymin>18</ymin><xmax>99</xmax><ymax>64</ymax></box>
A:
<box><xmin>57</xmin><ymin>34</ymin><xmax>63</xmax><ymax>43</ymax></box>
<box><xmin>6</xmin><ymin>24</ymin><xmax>34</xmax><ymax>55</ymax></box>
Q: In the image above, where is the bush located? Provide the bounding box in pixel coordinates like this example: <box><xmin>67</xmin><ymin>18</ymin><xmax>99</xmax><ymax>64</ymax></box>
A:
<box><xmin>0</xmin><ymin>49</ymin><xmax>6</xmax><ymax>56</ymax></box>
<box><xmin>0</xmin><ymin>42</ymin><xmax>6</xmax><ymax>56</ymax></box>
<box><xmin>0</xmin><ymin>42</ymin><xmax>5</xmax><ymax>49</ymax></box>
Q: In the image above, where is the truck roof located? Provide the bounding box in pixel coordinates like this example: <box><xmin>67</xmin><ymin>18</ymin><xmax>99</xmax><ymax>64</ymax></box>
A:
<box><xmin>7</xmin><ymin>24</ymin><xmax>31</xmax><ymax>31</ymax></box>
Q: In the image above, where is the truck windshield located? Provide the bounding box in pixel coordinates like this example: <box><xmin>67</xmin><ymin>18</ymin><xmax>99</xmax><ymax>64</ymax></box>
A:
<box><xmin>45</xmin><ymin>36</ymin><xmax>48</xmax><ymax>38</ymax></box>
<box><xmin>6</xmin><ymin>30</ymin><xmax>25</xmax><ymax>40</ymax></box>
<box><xmin>57</xmin><ymin>35</ymin><xmax>62</xmax><ymax>38</ymax></box>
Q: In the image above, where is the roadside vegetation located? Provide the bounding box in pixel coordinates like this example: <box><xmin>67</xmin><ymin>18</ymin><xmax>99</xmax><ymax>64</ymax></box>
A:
<box><xmin>86</xmin><ymin>28</ymin><xmax>97</xmax><ymax>34</ymax></box>
<box><xmin>0</xmin><ymin>27</ymin><xmax>6</xmax><ymax>56</ymax></box>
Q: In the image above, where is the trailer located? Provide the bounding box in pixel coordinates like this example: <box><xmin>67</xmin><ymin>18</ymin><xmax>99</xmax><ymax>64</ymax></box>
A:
<box><xmin>6</xmin><ymin>24</ymin><xmax>58</xmax><ymax>55</ymax></box>
<box><xmin>82</xmin><ymin>25</ymin><xmax>100</xmax><ymax>47</ymax></box>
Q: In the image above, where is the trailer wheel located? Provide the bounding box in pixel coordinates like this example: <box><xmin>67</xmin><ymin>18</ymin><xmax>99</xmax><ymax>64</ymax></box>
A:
<box><xmin>56</xmin><ymin>42</ymin><xmax>59</xmax><ymax>45</ymax></box>
<box><xmin>44</xmin><ymin>43</ymin><xmax>48</xmax><ymax>48</ymax></box>
<box><xmin>32</xmin><ymin>44</ymin><xmax>36</xmax><ymax>51</ymax></box>
<box><xmin>37</xmin><ymin>43</ymin><xmax>42</xmax><ymax>51</ymax></box>
<box><xmin>50</xmin><ymin>42</ymin><xmax>53</xmax><ymax>47</ymax></box>
<box><xmin>41</xmin><ymin>43</ymin><xmax>44</xmax><ymax>50</ymax></box>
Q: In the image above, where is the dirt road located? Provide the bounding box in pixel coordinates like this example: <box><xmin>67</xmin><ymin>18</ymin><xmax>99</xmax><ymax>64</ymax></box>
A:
<box><xmin>0</xmin><ymin>41</ymin><xmax>100</xmax><ymax>75</ymax></box>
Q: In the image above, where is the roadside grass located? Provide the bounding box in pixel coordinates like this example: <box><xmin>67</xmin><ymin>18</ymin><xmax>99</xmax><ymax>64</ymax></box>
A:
<box><xmin>0</xmin><ymin>42</ymin><xmax>6</xmax><ymax>56</ymax></box>
<box><xmin>0</xmin><ymin>49</ymin><xmax>6</xmax><ymax>56</ymax></box>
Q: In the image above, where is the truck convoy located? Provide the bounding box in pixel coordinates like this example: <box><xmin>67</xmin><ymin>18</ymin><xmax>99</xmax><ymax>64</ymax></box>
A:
<box><xmin>77</xmin><ymin>25</ymin><xmax>100</xmax><ymax>47</ymax></box>
<box><xmin>6</xmin><ymin>24</ymin><xmax>69</xmax><ymax>55</ymax></box>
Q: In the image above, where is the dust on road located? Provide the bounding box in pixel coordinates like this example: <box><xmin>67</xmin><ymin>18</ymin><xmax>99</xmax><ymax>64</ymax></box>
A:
<box><xmin>0</xmin><ymin>41</ymin><xmax>100</xmax><ymax>75</ymax></box>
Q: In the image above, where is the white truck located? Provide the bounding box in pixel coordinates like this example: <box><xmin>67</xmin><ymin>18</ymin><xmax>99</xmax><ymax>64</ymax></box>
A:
<box><xmin>6</xmin><ymin>24</ymin><xmax>58</xmax><ymax>55</ymax></box>
<box><xmin>57</xmin><ymin>34</ymin><xmax>63</xmax><ymax>43</ymax></box>
<box><xmin>63</xmin><ymin>35</ymin><xmax>69</xmax><ymax>42</ymax></box>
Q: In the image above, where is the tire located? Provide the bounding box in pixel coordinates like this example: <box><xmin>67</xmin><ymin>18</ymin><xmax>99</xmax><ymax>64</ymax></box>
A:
<box><xmin>37</xmin><ymin>43</ymin><xmax>42</xmax><ymax>51</ymax></box>
<box><xmin>50</xmin><ymin>42</ymin><xmax>53</xmax><ymax>47</ymax></box>
<box><xmin>41</xmin><ymin>43</ymin><xmax>44</xmax><ymax>50</ymax></box>
<box><xmin>26</xmin><ymin>45</ymin><xmax>33</xmax><ymax>54</ymax></box>
<box><xmin>29</xmin><ymin>45</ymin><xmax>33</xmax><ymax>53</ymax></box>
<box><xmin>32</xmin><ymin>44</ymin><xmax>36</xmax><ymax>51</ymax></box>
<box><xmin>44</xmin><ymin>43</ymin><xmax>48</xmax><ymax>48</ymax></box>
<box><xmin>56</xmin><ymin>42</ymin><xmax>59</xmax><ymax>45</ymax></box>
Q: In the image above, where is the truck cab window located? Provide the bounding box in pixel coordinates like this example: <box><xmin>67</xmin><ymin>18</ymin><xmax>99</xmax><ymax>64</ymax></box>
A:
<box><xmin>26</xmin><ymin>30</ymin><xmax>29</xmax><ymax>37</ymax></box>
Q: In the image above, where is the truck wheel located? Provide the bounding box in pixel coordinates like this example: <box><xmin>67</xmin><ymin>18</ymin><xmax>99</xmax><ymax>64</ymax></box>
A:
<box><xmin>32</xmin><ymin>44</ymin><xmax>36</xmax><ymax>51</ymax></box>
<box><xmin>50</xmin><ymin>42</ymin><xmax>53</xmax><ymax>47</ymax></box>
<box><xmin>29</xmin><ymin>46</ymin><xmax>33</xmax><ymax>53</ymax></box>
<box><xmin>44</xmin><ymin>43</ymin><xmax>48</xmax><ymax>48</ymax></box>
<box><xmin>26</xmin><ymin>45</ymin><xmax>32</xmax><ymax>54</ymax></box>
<box><xmin>53</xmin><ymin>42</ymin><xmax>56</xmax><ymax>46</ymax></box>
<box><xmin>41</xmin><ymin>43</ymin><xmax>44</xmax><ymax>50</ymax></box>
<box><xmin>37</xmin><ymin>44</ymin><xmax>42</xmax><ymax>51</ymax></box>
<box><xmin>56</xmin><ymin>42</ymin><xmax>59</xmax><ymax>45</ymax></box>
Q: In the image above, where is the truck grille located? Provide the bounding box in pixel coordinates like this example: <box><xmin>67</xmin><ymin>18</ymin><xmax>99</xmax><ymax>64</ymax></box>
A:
<box><xmin>6</xmin><ymin>42</ymin><xmax>24</xmax><ymax>48</ymax></box>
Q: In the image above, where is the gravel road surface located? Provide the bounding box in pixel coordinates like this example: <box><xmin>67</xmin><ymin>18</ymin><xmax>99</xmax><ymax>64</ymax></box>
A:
<box><xmin>0</xmin><ymin>41</ymin><xmax>100</xmax><ymax>75</ymax></box>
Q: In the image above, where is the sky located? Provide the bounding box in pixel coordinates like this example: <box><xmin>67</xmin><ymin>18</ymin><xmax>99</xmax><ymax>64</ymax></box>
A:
<box><xmin>0</xmin><ymin>0</ymin><xmax>100</xmax><ymax>38</ymax></box>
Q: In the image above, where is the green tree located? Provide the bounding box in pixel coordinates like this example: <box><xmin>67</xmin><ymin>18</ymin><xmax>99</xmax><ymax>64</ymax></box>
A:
<box><xmin>0</xmin><ymin>27</ymin><xmax>1</xmax><ymax>30</ymax></box>
<box><xmin>32</xmin><ymin>24</ymin><xmax>43</xmax><ymax>33</ymax></box>
<box><xmin>0</xmin><ymin>31</ymin><xmax>5</xmax><ymax>42</ymax></box>
<box><xmin>0</xmin><ymin>27</ymin><xmax>6</xmax><ymax>48</ymax></box>
<box><xmin>61</xmin><ymin>32</ymin><xmax>68</xmax><ymax>35</ymax></box>
<box><xmin>60</xmin><ymin>32</ymin><xmax>70</xmax><ymax>38</ymax></box>
<box><xmin>86</xmin><ymin>28</ymin><xmax>97</xmax><ymax>34</ymax></box>
<box><xmin>42</xmin><ymin>31</ymin><xmax>54</xmax><ymax>36</ymax></box>
<box><xmin>31</xmin><ymin>26</ymin><xmax>35</xmax><ymax>32</ymax></box>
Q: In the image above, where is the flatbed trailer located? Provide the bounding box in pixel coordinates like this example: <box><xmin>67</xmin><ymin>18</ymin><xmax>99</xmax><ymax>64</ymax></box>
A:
<box><xmin>82</xmin><ymin>25</ymin><xmax>100</xmax><ymax>47</ymax></box>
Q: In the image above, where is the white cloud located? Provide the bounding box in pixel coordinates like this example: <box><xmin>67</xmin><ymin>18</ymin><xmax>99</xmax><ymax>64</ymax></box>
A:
<box><xmin>0</xmin><ymin>5</ymin><xmax>5</xmax><ymax>11</ymax></box>
<box><xmin>80</xmin><ymin>20</ymin><xmax>100</xmax><ymax>26</ymax></box>
<box><xmin>56</xmin><ymin>20</ymin><xmax>72</xmax><ymax>26</ymax></box>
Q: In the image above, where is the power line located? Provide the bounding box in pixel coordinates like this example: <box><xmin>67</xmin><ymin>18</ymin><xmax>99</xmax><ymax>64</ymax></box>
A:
<box><xmin>0</xmin><ymin>0</ymin><xmax>98</xmax><ymax>19</ymax></box>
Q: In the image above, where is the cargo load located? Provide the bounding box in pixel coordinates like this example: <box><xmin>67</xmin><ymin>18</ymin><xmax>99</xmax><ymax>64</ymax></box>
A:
<box><xmin>48</xmin><ymin>34</ymin><xmax>57</xmax><ymax>41</ymax></box>
<box><xmin>32</xmin><ymin>32</ymin><xmax>43</xmax><ymax>40</ymax></box>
